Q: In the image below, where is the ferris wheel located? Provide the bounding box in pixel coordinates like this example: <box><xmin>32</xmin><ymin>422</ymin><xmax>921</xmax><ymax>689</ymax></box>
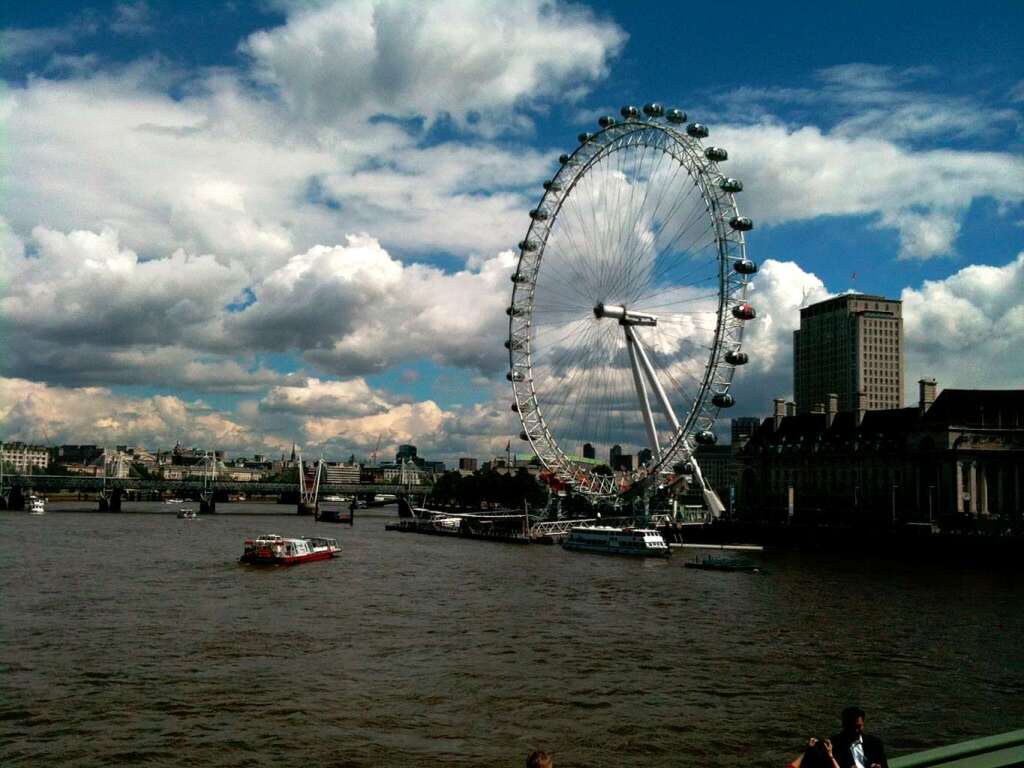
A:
<box><xmin>506</xmin><ymin>102</ymin><xmax>757</xmax><ymax>506</ymax></box>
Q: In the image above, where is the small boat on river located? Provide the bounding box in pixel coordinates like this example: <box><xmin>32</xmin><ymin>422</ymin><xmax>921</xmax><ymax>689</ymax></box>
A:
<box><xmin>562</xmin><ymin>526</ymin><xmax>670</xmax><ymax>558</ymax></box>
<box><xmin>240</xmin><ymin>534</ymin><xmax>340</xmax><ymax>565</ymax></box>
<box><xmin>685</xmin><ymin>556</ymin><xmax>760</xmax><ymax>573</ymax></box>
<box><xmin>177</xmin><ymin>507</ymin><xmax>198</xmax><ymax>519</ymax></box>
<box><xmin>165</xmin><ymin>497</ymin><xmax>184</xmax><ymax>504</ymax></box>
<box><xmin>28</xmin><ymin>495</ymin><xmax>46</xmax><ymax>515</ymax></box>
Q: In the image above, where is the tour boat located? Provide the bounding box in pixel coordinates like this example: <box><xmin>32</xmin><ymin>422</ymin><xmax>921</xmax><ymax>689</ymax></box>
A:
<box><xmin>165</xmin><ymin>498</ymin><xmax>184</xmax><ymax>504</ymax></box>
<box><xmin>562</xmin><ymin>526</ymin><xmax>670</xmax><ymax>558</ymax></box>
<box><xmin>28</xmin><ymin>495</ymin><xmax>46</xmax><ymax>515</ymax></box>
<box><xmin>240</xmin><ymin>534</ymin><xmax>340</xmax><ymax>565</ymax></box>
<box><xmin>177</xmin><ymin>507</ymin><xmax>198</xmax><ymax>519</ymax></box>
<box><xmin>322</xmin><ymin>494</ymin><xmax>347</xmax><ymax>502</ymax></box>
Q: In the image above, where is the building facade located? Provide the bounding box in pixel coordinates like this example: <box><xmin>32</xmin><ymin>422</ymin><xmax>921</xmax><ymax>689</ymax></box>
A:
<box><xmin>458</xmin><ymin>457</ymin><xmax>478</xmax><ymax>472</ymax></box>
<box><xmin>794</xmin><ymin>294</ymin><xmax>903</xmax><ymax>414</ymax></box>
<box><xmin>736</xmin><ymin>380</ymin><xmax>1024</xmax><ymax>525</ymax></box>
<box><xmin>1</xmin><ymin>442</ymin><xmax>50</xmax><ymax>473</ymax></box>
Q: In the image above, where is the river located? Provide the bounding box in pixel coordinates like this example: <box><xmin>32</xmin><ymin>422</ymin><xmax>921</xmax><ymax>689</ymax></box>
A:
<box><xmin>2</xmin><ymin>502</ymin><xmax>1022</xmax><ymax>767</ymax></box>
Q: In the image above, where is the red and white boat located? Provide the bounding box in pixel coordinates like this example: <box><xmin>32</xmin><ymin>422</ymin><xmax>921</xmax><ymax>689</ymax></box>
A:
<box><xmin>240</xmin><ymin>534</ymin><xmax>340</xmax><ymax>565</ymax></box>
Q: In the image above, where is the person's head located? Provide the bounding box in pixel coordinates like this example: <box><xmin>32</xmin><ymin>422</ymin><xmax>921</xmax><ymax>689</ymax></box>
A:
<box><xmin>800</xmin><ymin>740</ymin><xmax>833</xmax><ymax>768</ymax></box>
<box><xmin>526</xmin><ymin>749</ymin><xmax>552</xmax><ymax>768</ymax></box>
<box><xmin>841</xmin><ymin>706</ymin><xmax>866</xmax><ymax>737</ymax></box>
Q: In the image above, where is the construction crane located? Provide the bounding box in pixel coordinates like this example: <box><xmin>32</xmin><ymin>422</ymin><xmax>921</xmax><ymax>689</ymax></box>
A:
<box><xmin>370</xmin><ymin>434</ymin><xmax>382</xmax><ymax>466</ymax></box>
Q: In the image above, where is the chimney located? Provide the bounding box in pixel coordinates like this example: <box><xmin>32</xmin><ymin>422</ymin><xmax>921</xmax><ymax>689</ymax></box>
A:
<box><xmin>919</xmin><ymin>377</ymin><xmax>937</xmax><ymax>416</ymax></box>
<box><xmin>785</xmin><ymin>401</ymin><xmax>796</xmax><ymax>417</ymax></box>
<box><xmin>773</xmin><ymin>398</ymin><xmax>786</xmax><ymax>430</ymax></box>
<box><xmin>856</xmin><ymin>390</ymin><xmax>867</xmax><ymax>426</ymax></box>
<box><xmin>826</xmin><ymin>393</ymin><xmax>838</xmax><ymax>428</ymax></box>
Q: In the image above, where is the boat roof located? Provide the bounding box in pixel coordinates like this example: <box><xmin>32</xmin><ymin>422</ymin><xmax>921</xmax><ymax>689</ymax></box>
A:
<box><xmin>569</xmin><ymin>526</ymin><xmax>661</xmax><ymax>534</ymax></box>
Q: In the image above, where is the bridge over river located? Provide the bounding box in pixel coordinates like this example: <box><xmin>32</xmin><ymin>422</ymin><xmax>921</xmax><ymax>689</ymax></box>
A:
<box><xmin>0</xmin><ymin>473</ymin><xmax>431</xmax><ymax>514</ymax></box>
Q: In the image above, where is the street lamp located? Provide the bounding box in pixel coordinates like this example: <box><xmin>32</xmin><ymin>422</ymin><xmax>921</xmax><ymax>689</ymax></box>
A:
<box><xmin>928</xmin><ymin>484</ymin><xmax>935</xmax><ymax>523</ymax></box>
<box><xmin>891</xmin><ymin>484</ymin><xmax>899</xmax><ymax>526</ymax></box>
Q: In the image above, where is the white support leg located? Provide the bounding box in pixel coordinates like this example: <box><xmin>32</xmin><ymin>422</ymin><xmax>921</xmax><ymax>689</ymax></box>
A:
<box><xmin>630</xmin><ymin>327</ymin><xmax>681</xmax><ymax>433</ymax></box>
<box><xmin>689</xmin><ymin>456</ymin><xmax>726</xmax><ymax>519</ymax></box>
<box><xmin>624</xmin><ymin>325</ymin><xmax>661</xmax><ymax>458</ymax></box>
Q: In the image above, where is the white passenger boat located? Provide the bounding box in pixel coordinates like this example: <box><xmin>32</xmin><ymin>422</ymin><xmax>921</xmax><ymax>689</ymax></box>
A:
<box><xmin>177</xmin><ymin>507</ymin><xmax>198</xmax><ymax>519</ymax></box>
<box><xmin>165</xmin><ymin>498</ymin><xmax>184</xmax><ymax>504</ymax></box>
<box><xmin>28</xmin><ymin>495</ymin><xmax>46</xmax><ymax>515</ymax></box>
<box><xmin>562</xmin><ymin>526</ymin><xmax>670</xmax><ymax>558</ymax></box>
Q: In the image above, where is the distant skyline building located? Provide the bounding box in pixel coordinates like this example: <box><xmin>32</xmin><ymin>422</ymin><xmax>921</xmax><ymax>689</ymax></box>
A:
<box><xmin>582</xmin><ymin>443</ymin><xmax>595</xmax><ymax>460</ymax></box>
<box><xmin>730</xmin><ymin>417</ymin><xmax>761</xmax><ymax>448</ymax></box>
<box><xmin>637</xmin><ymin>447</ymin><xmax>653</xmax><ymax>467</ymax></box>
<box><xmin>396</xmin><ymin>444</ymin><xmax>417</xmax><ymax>463</ymax></box>
<box><xmin>609</xmin><ymin>444</ymin><xmax>622</xmax><ymax>468</ymax></box>
<box><xmin>458</xmin><ymin>457</ymin><xmax>478</xmax><ymax>471</ymax></box>
<box><xmin>793</xmin><ymin>294</ymin><xmax>904</xmax><ymax>414</ymax></box>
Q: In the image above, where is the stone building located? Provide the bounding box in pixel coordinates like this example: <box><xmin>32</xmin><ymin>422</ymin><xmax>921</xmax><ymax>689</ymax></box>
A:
<box><xmin>736</xmin><ymin>379</ymin><xmax>1023</xmax><ymax>525</ymax></box>
<box><xmin>794</xmin><ymin>294</ymin><xmax>903</xmax><ymax>413</ymax></box>
<box><xmin>1</xmin><ymin>442</ymin><xmax>50</xmax><ymax>473</ymax></box>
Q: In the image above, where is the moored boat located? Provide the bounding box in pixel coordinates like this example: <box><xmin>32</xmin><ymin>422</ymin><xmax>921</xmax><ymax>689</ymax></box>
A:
<box><xmin>28</xmin><ymin>495</ymin><xmax>46</xmax><ymax>515</ymax></box>
<box><xmin>562</xmin><ymin>526</ymin><xmax>670</xmax><ymax>558</ymax></box>
<box><xmin>177</xmin><ymin>507</ymin><xmax>198</xmax><ymax>519</ymax></box>
<box><xmin>684</xmin><ymin>556</ymin><xmax>760</xmax><ymax>573</ymax></box>
<box><xmin>165</xmin><ymin>497</ymin><xmax>184</xmax><ymax>504</ymax></box>
<box><xmin>240</xmin><ymin>534</ymin><xmax>340</xmax><ymax>565</ymax></box>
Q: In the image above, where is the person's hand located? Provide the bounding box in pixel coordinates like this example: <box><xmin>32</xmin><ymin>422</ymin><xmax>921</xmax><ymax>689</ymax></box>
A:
<box><xmin>822</xmin><ymin>739</ymin><xmax>833</xmax><ymax>757</ymax></box>
<box><xmin>870</xmin><ymin>764</ymin><xmax>881</xmax><ymax>768</ymax></box>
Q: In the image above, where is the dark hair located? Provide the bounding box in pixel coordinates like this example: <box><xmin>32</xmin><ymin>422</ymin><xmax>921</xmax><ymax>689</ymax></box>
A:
<box><xmin>801</xmin><ymin>740</ymin><xmax>833</xmax><ymax>768</ymax></box>
<box><xmin>526</xmin><ymin>750</ymin><xmax>552</xmax><ymax>768</ymax></box>
<box><xmin>842</xmin><ymin>706</ymin><xmax>866</xmax><ymax>728</ymax></box>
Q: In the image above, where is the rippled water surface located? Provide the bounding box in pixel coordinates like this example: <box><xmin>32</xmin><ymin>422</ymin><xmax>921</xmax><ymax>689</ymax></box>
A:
<box><xmin>3</xmin><ymin>503</ymin><xmax>1023</xmax><ymax>767</ymax></box>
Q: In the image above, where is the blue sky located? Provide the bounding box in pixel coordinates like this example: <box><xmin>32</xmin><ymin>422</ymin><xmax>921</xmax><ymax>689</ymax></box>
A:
<box><xmin>1</xmin><ymin>0</ymin><xmax>1022</xmax><ymax>464</ymax></box>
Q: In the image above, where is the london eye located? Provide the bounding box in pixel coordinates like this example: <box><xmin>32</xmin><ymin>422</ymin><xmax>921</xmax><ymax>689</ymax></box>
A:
<box><xmin>506</xmin><ymin>102</ymin><xmax>757</xmax><ymax>509</ymax></box>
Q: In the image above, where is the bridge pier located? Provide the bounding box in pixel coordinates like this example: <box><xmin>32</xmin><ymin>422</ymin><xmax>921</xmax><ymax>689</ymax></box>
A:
<box><xmin>200</xmin><ymin>494</ymin><xmax>216</xmax><ymax>515</ymax></box>
<box><xmin>98</xmin><ymin>489</ymin><xmax>122</xmax><ymax>512</ymax></box>
<box><xmin>4</xmin><ymin>487</ymin><xmax>25</xmax><ymax>510</ymax></box>
<box><xmin>297</xmin><ymin>502</ymin><xmax>318</xmax><ymax>517</ymax></box>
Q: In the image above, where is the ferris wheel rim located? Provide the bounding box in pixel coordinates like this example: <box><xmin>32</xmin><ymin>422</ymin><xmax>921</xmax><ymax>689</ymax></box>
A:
<box><xmin>507</xmin><ymin>108</ymin><xmax>754</xmax><ymax>501</ymax></box>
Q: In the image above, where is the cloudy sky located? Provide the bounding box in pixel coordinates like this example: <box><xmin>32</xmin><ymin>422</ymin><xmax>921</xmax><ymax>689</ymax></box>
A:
<box><xmin>1</xmin><ymin>0</ymin><xmax>1022</xmax><ymax>465</ymax></box>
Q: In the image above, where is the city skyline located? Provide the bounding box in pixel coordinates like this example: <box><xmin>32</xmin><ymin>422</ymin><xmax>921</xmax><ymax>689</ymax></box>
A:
<box><xmin>2</xmin><ymin>1</ymin><xmax>1023</xmax><ymax>465</ymax></box>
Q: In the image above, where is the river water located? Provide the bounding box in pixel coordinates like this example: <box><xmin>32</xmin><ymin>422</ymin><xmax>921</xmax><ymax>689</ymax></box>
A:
<box><xmin>2</xmin><ymin>502</ymin><xmax>1022</xmax><ymax>767</ymax></box>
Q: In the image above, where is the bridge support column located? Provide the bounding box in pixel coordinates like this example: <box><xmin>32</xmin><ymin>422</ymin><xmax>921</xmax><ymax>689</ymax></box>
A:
<box><xmin>297</xmin><ymin>502</ymin><xmax>318</xmax><ymax>517</ymax></box>
<box><xmin>99</xmin><ymin>489</ymin><xmax>122</xmax><ymax>512</ymax></box>
<box><xmin>200</xmin><ymin>494</ymin><xmax>216</xmax><ymax>515</ymax></box>
<box><xmin>6</xmin><ymin>487</ymin><xmax>25</xmax><ymax>510</ymax></box>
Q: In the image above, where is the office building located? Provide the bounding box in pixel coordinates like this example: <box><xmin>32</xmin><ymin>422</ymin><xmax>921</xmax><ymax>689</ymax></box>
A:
<box><xmin>730</xmin><ymin>417</ymin><xmax>761</xmax><ymax>448</ymax></box>
<box><xmin>793</xmin><ymin>294</ymin><xmax>903</xmax><ymax>414</ymax></box>
<box><xmin>458</xmin><ymin>457</ymin><xmax>478</xmax><ymax>472</ymax></box>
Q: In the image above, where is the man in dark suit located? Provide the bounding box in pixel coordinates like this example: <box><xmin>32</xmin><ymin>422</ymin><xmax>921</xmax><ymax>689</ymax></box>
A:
<box><xmin>832</xmin><ymin>706</ymin><xmax>888</xmax><ymax>768</ymax></box>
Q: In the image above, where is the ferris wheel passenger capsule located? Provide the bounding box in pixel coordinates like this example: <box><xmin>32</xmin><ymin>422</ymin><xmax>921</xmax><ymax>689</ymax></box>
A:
<box><xmin>665</xmin><ymin>108</ymin><xmax>687</xmax><ymax>123</ymax></box>
<box><xmin>510</xmin><ymin>402</ymin><xmax>519</xmax><ymax>412</ymax></box>
<box><xmin>687</xmin><ymin>123</ymin><xmax>709</xmax><ymax>138</ymax></box>
<box><xmin>642</xmin><ymin>103</ymin><xmax>664</xmax><ymax>117</ymax></box>
<box><xmin>578</xmin><ymin>132</ymin><xmax>595</xmax><ymax>144</ymax></box>
<box><xmin>529</xmin><ymin>209</ymin><xmax>549</xmax><ymax>221</ymax></box>
<box><xmin>696</xmin><ymin>430</ymin><xmax>718</xmax><ymax>445</ymax></box>
<box><xmin>729</xmin><ymin>216</ymin><xmax>754</xmax><ymax>231</ymax></box>
<box><xmin>711</xmin><ymin>393</ymin><xmax>735</xmax><ymax>408</ymax></box>
<box><xmin>732</xmin><ymin>303</ymin><xmax>756</xmax><ymax>320</ymax></box>
<box><xmin>733</xmin><ymin>258</ymin><xmax>758</xmax><ymax>275</ymax></box>
<box><xmin>705</xmin><ymin>146</ymin><xmax>728</xmax><ymax>162</ymax></box>
<box><xmin>507</xmin><ymin>370</ymin><xmax>525</xmax><ymax>382</ymax></box>
<box><xmin>519</xmin><ymin>431</ymin><xmax>530</xmax><ymax>441</ymax></box>
<box><xmin>518</xmin><ymin>239</ymin><xmax>538</xmax><ymax>252</ymax></box>
<box><xmin>598</xmin><ymin>115</ymin><xmax>617</xmax><ymax>128</ymax></box>
<box><xmin>620</xmin><ymin>105</ymin><xmax>639</xmax><ymax>119</ymax></box>
<box><xmin>511</xmin><ymin>272</ymin><xmax>530</xmax><ymax>284</ymax></box>
<box><xmin>558</xmin><ymin>153</ymin><xmax>572</xmax><ymax>165</ymax></box>
<box><xmin>725</xmin><ymin>350</ymin><xmax>749</xmax><ymax>365</ymax></box>
<box><xmin>720</xmin><ymin>178</ymin><xmax>744</xmax><ymax>193</ymax></box>
<box><xmin>542</xmin><ymin>180</ymin><xmax>561</xmax><ymax>192</ymax></box>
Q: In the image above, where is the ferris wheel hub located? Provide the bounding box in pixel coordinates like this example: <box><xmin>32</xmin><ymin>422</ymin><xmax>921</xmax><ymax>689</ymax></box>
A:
<box><xmin>593</xmin><ymin>303</ymin><xmax>658</xmax><ymax>327</ymax></box>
